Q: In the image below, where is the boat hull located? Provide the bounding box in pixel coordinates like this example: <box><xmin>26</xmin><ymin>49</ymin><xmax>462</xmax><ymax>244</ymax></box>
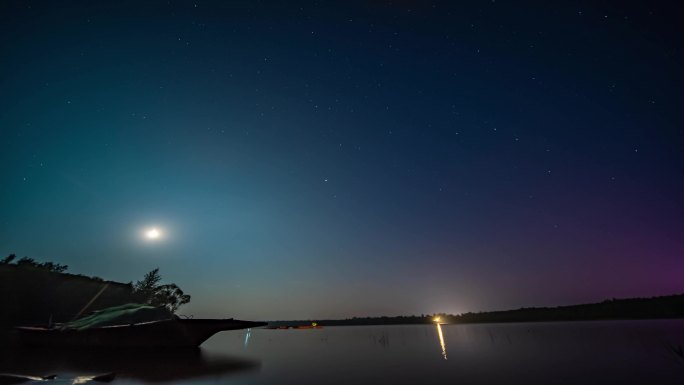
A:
<box><xmin>12</xmin><ymin>318</ymin><xmax>265</xmax><ymax>348</ymax></box>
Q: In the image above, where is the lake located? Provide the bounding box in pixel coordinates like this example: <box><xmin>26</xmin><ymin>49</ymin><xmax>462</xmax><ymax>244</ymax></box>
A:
<box><xmin>2</xmin><ymin>320</ymin><xmax>683</xmax><ymax>384</ymax></box>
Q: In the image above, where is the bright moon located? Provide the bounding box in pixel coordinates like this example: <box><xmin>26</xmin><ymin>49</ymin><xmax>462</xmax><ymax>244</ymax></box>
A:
<box><xmin>145</xmin><ymin>228</ymin><xmax>161</xmax><ymax>240</ymax></box>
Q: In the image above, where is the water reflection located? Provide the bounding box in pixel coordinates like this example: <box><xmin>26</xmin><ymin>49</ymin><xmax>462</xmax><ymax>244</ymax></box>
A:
<box><xmin>436</xmin><ymin>323</ymin><xmax>448</xmax><ymax>360</ymax></box>
<box><xmin>71</xmin><ymin>373</ymin><xmax>115</xmax><ymax>385</ymax></box>
<box><xmin>0</xmin><ymin>347</ymin><xmax>259</xmax><ymax>383</ymax></box>
<box><xmin>72</xmin><ymin>376</ymin><xmax>96</xmax><ymax>385</ymax></box>
<box><xmin>244</xmin><ymin>328</ymin><xmax>252</xmax><ymax>348</ymax></box>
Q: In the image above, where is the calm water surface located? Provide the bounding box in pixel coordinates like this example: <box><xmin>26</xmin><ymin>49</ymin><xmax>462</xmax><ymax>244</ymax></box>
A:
<box><xmin>2</xmin><ymin>320</ymin><xmax>683</xmax><ymax>384</ymax></box>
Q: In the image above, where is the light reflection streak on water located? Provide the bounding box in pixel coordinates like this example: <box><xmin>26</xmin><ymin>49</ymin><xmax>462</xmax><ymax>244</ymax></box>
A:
<box><xmin>244</xmin><ymin>328</ymin><xmax>251</xmax><ymax>348</ymax></box>
<box><xmin>436</xmin><ymin>323</ymin><xmax>447</xmax><ymax>360</ymax></box>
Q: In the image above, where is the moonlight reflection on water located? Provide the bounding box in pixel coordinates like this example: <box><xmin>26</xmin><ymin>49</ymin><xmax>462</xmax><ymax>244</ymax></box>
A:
<box><xmin>3</xmin><ymin>322</ymin><xmax>684</xmax><ymax>385</ymax></box>
<box><xmin>436</xmin><ymin>323</ymin><xmax>448</xmax><ymax>360</ymax></box>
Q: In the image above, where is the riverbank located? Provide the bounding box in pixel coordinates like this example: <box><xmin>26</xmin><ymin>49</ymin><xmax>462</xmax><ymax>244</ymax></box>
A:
<box><xmin>268</xmin><ymin>293</ymin><xmax>684</xmax><ymax>327</ymax></box>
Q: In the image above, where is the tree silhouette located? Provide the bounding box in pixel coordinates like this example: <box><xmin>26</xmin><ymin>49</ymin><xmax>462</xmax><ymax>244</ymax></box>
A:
<box><xmin>133</xmin><ymin>268</ymin><xmax>162</xmax><ymax>296</ymax></box>
<box><xmin>133</xmin><ymin>268</ymin><xmax>191</xmax><ymax>313</ymax></box>
<box><xmin>2</xmin><ymin>254</ymin><xmax>68</xmax><ymax>273</ymax></box>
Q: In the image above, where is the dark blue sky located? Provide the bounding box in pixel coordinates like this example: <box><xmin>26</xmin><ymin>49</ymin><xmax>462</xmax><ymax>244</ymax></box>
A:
<box><xmin>1</xmin><ymin>1</ymin><xmax>683</xmax><ymax>320</ymax></box>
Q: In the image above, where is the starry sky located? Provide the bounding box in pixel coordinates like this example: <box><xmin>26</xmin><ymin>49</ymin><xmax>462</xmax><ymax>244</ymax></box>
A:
<box><xmin>1</xmin><ymin>1</ymin><xmax>683</xmax><ymax>320</ymax></box>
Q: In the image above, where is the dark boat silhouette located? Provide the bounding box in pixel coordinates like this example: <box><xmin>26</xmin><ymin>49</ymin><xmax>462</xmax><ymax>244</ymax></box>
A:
<box><xmin>10</xmin><ymin>303</ymin><xmax>265</xmax><ymax>348</ymax></box>
<box><xmin>13</xmin><ymin>318</ymin><xmax>265</xmax><ymax>348</ymax></box>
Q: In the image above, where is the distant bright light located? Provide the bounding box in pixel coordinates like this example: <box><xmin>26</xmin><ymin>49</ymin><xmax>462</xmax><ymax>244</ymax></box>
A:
<box><xmin>433</xmin><ymin>316</ymin><xmax>442</xmax><ymax>323</ymax></box>
<box><xmin>145</xmin><ymin>228</ymin><xmax>161</xmax><ymax>240</ymax></box>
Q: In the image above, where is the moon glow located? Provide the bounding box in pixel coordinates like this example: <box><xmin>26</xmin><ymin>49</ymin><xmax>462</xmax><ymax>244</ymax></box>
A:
<box><xmin>145</xmin><ymin>228</ymin><xmax>161</xmax><ymax>240</ymax></box>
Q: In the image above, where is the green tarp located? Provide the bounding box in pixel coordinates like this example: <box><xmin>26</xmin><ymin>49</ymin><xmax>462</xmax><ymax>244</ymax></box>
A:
<box><xmin>64</xmin><ymin>303</ymin><xmax>174</xmax><ymax>330</ymax></box>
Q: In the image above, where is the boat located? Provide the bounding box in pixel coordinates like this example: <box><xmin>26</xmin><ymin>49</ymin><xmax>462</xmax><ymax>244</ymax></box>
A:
<box><xmin>10</xmin><ymin>304</ymin><xmax>265</xmax><ymax>348</ymax></box>
<box><xmin>13</xmin><ymin>318</ymin><xmax>265</xmax><ymax>348</ymax></box>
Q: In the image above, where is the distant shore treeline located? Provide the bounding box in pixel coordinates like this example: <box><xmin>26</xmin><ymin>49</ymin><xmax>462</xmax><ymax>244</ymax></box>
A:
<box><xmin>0</xmin><ymin>255</ymin><xmax>189</xmax><ymax>330</ymax></box>
<box><xmin>3</xmin><ymin>255</ymin><xmax>684</xmax><ymax>329</ymax></box>
<box><xmin>269</xmin><ymin>295</ymin><xmax>684</xmax><ymax>327</ymax></box>
<box><xmin>448</xmin><ymin>295</ymin><xmax>684</xmax><ymax>324</ymax></box>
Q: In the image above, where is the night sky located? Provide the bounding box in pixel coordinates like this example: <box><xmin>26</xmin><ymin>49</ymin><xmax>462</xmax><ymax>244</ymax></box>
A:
<box><xmin>2</xmin><ymin>1</ymin><xmax>683</xmax><ymax>320</ymax></box>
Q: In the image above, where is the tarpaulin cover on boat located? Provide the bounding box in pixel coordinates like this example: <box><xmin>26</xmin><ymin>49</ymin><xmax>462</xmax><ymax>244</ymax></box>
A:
<box><xmin>64</xmin><ymin>303</ymin><xmax>174</xmax><ymax>330</ymax></box>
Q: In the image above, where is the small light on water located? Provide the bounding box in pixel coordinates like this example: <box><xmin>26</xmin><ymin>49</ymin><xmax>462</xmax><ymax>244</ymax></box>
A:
<box><xmin>244</xmin><ymin>328</ymin><xmax>251</xmax><ymax>348</ymax></box>
<box><xmin>72</xmin><ymin>376</ymin><xmax>90</xmax><ymax>385</ymax></box>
